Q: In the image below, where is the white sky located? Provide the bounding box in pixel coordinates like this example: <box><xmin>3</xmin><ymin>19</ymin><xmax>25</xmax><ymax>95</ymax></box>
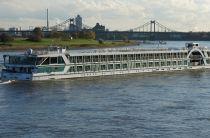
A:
<box><xmin>0</xmin><ymin>0</ymin><xmax>210</xmax><ymax>31</ymax></box>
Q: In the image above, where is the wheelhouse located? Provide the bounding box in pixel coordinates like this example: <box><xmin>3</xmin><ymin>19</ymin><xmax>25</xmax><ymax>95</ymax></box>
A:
<box><xmin>3</xmin><ymin>54</ymin><xmax>37</xmax><ymax>74</ymax></box>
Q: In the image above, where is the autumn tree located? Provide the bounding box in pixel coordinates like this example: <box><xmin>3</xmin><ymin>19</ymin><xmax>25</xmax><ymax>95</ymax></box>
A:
<box><xmin>0</xmin><ymin>33</ymin><xmax>14</xmax><ymax>43</ymax></box>
<box><xmin>79</xmin><ymin>30</ymin><xmax>96</xmax><ymax>39</ymax></box>
<box><xmin>28</xmin><ymin>27</ymin><xmax>42</xmax><ymax>42</ymax></box>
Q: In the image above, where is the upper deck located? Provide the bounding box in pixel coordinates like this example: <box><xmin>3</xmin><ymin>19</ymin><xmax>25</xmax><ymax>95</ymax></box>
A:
<box><xmin>69</xmin><ymin>48</ymin><xmax>189</xmax><ymax>57</ymax></box>
<box><xmin>25</xmin><ymin>43</ymin><xmax>210</xmax><ymax>57</ymax></box>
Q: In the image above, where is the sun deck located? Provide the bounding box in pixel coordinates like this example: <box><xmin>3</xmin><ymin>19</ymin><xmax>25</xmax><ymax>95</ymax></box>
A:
<box><xmin>69</xmin><ymin>48</ymin><xmax>188</xmax><ymax>56</ymax></box>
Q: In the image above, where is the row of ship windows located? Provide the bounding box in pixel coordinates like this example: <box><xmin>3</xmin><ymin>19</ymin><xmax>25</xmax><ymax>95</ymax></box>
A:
<box><xmin>36</xmin><ymin>57</ymin><xmax>65</xmax><ymax>65</ymax></box>
<box><xmin>68</xmin><ymin>61</ymin><xmax>188</xmax><ymax>72</ymax></box>
<box><xmin>67</xmin><ymin>53</ymin><xmax>187</xmax><ymax>63</ymax></box>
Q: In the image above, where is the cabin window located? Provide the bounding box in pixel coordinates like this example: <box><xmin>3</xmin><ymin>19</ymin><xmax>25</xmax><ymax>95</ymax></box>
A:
<box><xmin>155</xmin><ymin>54</ymin><xmax>160</xmax><ymax>59</ymax></box>
<box><xmin>171</xmin><ymin>53</ymin><xmax>174</xmax><ymax>58</ymax></box>
<box><xmin>108</xmin><ymin>55</ymin><xmax>114</xmax><ymax>61</ymax></box>
<box><xmin>132</xmin><ymin>54</ymin><xmax>135</xmax><ymax>60</ymax></box>
<box><xmin>53</xmin><ymin>66</ymin><xmax>65</xmax><ymax>72</ymax></box>
<box><xmin>116</xmin><ymin>55</ymin><xmax>121</xmax><ymax>61</ymax></box>
<box><xmin>184</xmin><ymin>53</ymin><xmax>188</xmax><ymax>58</ymax></box>
<box><xmin>73</xmin><ymin>56</ymin><xmax>77</xmax><ymax>63</ymax></box>
<box><xmin>167</xmin><ymin>61</ymin><xmax>171</xmax><ymax>66</ymax></box>
<box><xmin>127</xmin><ymin>55</ymin><xmax>130</xmax><ymax>60</ymax></box>
<box><xmin>36</xmin><ymin>57</ymin><xmax>45</xmax><ymax>65</ymax></box>
<box><xmin>122</xmin><ymin>63</ymin><xmax>127</xmax><ymax>69</ymax></box>
<box><xmin>123</xmin><ymin>55</ymin><xmax>128</xmax><ymax>61</ymax></box>
<box><xmin>70</xmin><ymin>56</ymin><xmax>77</xmax><ymax>63</ymax></box>
<box><xmin>100</xmin><ymin>65</ymin><xmax>106</xmax><ymax>70</ymax></box>
<box><xmin>142</xmin><ymin>63</ymin><xmax>147</xmax><ymax>68</ymax></box>
<box><xmin>108</xmin><ymin>64</ymin><xmax>114</xmax><ymax>70</ymax></box>
<box><xmin>77</xmin><ymin>66</ymin><xmax>83</xmax><ymax>72</ymax></box>
<box><xmin>85</xmin><ymin>65</ymin><xmax>91</xmax><ymax>71</ymax></box>
<box><xmin>160</xmin><ymin>53</ymin><xmax>164</xmax><ymax>59</ymax></box>
<box><xmin>175</xmin><ymin>53</ymin><xmax>178</xmax><ymax>58</ymax></box>
<box><xmin>115</xmin><ymin>64</ymin><xmax>121</xmax><ymax>69</ymax></box>
<box><xmin>177</xmin><ymin>53</ymin><xmax>180</xmax><ymax>58</ymax></box>
<box><xmin>42</xmin><ymin>58</ymin><xmax>49</xmax><ymax>65</ymax></box>
<box><xmin>128</xmin><ymin>54</ymin><xmax>133</xmax><ymax>60</ymax></box>
<box><xmin>149</xmin><ymin>62</ymin><xmax>153</xmax><ymax>67</ymax></box>
<box><xmin>93</xmin><ymin>56</ymin><xmax>99</xmax><ymax>62</ymax></box>
<box><xmin>164</xmin><ymin>53</ymin><xmax>167</xmax><ymax>59</ymax></box>
<box><xmin>206</xmin><ymin>60</ymin><xmax>210</xmax><ymax>64</ymax></box>
<box><xmin>167</xmin><ymin>53</ymin><xmax>171</xmax><ymax>58</ymax></box>
<box><xmin>140</xmin><ymin>54</ymin><xmax>143</xmax><ymax>60</ymax></box>
<box><xmin>77</xmin><ymin>56</ymin><xmax>83</xmax><ymax>63</ymax></box>
<box><xmin>91</xmin><ymin>64</ymin><xmax>98</xmax><ymax>71</ymax></box>
<box><xmin>8</xmin><ymin>56</ymin><xmax>36</xmax><ymax>65</ymax></box>
<box><xmin>155</xmin><ymin>62</ymin><xmax>159</xmax><ymax>67</ymax></box>
<box><xmin>50</xmin><ymin>57</ymin><xmax>57</xmax><ymax>64</ymax></box>
<box><xmin>149</xmin><ymin>54</ymin><xmax>153</xmax><ymax>60</ymax></box>
<box><xmin>69</xmin><ymin>66</ymin><xmax>76</xmax><ymax>72</ymax></box>
<box><xmin>142</xmin><ymin>54</ymin><xmax>146</xmax><ymax>60</ymax></box>
<box><xmin>101</xmin><ymin>55</ymin><xmax>106</xmax><ymax>62</ymax></box>
<box><xmin>136</xmin><ymin>54</ymin><xmax>141</xmax><ymax>60</ymax></box>
<box><xmin>84</xmin><ymin>56</ymin><xmax>91</xmax><ymax>62</ymax></box>
<box><xmin>136</xmin><ymin>63</ymin><xmax>141</xmax><ymax>68</ymax></box>
<box><xmin>58</xmin><ymin>56</ymin><xmax>65</xmax><ymax>64</ymax></box>
<box><xmin>179</xmin><ymin>53</ymin><xmax>183</xmax><ymax>58</ymax></box>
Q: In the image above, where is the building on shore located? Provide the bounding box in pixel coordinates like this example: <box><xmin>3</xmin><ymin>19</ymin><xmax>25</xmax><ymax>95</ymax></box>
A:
<box><xmin>75</xmin><ymin>15</ymin><xmax>82</xmax><ymax>31</ymax></box>
<box><xmin>92</xmin><ymin>23</ymin><xmax>105</xmax><ymax>32</ymax></box>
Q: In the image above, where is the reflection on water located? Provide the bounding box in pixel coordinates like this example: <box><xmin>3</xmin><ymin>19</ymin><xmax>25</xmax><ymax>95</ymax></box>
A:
<box><xmin>0</xmin><ymin>70</ymin><xmax>210</xmax><ymax>137</ymax></box>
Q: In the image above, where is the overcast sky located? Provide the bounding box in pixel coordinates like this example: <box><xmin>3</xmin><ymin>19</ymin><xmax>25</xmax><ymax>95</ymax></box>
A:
<box><xmin>0</xmin><ymin>0</ymin><xmax>210</xmax><ymax>31</ymax></box>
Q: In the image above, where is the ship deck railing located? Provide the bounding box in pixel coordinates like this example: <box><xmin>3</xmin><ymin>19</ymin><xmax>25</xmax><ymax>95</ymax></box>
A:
<box><xmin>33</xmin><ymin>47</ymin><xmax>210</xmax><ymax>56</ymax></box>
<box><xmin>71</xmin><ymin>48</ymin><xmax>189</xmax><ymax>55</ymax></box>
<box><xmin>33</xmin><ymin>50</ymin><xmax>64</xmax><ymax>55</ymax></box>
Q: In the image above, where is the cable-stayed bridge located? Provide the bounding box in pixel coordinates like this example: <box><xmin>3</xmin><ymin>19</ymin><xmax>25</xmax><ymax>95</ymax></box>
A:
<box><xmin>130</xmin><ymin>20</ymin><xmax>176</xmax><ymax>32</ymax></box>
<box><xmin>50</xmin><ymin>18</ymin><xmax>177</xmax><ymax>33</ymax></box>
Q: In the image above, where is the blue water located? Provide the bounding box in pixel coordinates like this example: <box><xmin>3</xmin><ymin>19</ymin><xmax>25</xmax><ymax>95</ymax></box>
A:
<box><xmin>1</xmin><ymin>41</ymin><xmax>210</xmax><ymax>137</ymax></box>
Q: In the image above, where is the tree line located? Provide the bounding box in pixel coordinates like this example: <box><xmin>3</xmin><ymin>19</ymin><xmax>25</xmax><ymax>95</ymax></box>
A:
<box><xmin>0</xmin><ymin>27</ymin><xmax>96</xmax><ymax>43</ymax></box>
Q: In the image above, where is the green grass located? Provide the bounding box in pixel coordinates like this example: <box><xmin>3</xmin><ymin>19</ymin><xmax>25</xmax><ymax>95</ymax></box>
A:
<box><xmin>0</xmin><ymin>38</ymin><xmax>136</xmax><ymax>51</ymax></box>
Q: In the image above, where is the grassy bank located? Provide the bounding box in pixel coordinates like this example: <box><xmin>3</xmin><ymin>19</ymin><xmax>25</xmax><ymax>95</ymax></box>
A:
<box><xmin>0</xmin><ymin>38</ymin><xmax>137</xmax><ymax>51</ymax></box>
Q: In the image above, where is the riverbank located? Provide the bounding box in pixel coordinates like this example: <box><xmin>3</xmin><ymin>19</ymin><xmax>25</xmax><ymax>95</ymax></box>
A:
<box><xmin>0</xmin><ymin>38</ymin><xmax>137</xmax><ymax>51</ymax></box>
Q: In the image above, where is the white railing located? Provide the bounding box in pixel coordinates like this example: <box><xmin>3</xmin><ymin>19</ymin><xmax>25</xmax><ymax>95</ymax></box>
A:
<box><xmin>80</xmin><ymin>48</ymin><xmax>188</xmax><ymax>54</ymax></box>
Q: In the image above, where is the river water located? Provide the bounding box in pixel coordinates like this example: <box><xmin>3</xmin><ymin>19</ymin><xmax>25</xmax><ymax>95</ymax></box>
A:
<box><xmin>1</xmin><ymin>41</ymin><xmax>210</xmax><ymax>137</ymax></box>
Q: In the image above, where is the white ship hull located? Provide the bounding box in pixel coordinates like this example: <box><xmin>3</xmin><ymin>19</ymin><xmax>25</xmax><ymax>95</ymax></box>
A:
<box><xmin>31</xmin><ymin>66</ymin><xmax>208</xmax><ymax>81</ymax></box>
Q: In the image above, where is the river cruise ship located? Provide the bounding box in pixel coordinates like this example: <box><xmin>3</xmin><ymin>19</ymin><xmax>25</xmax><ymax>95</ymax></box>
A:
<box><xmin>1</xmin><ymin>43</ymin><xmax>210</xmax><ymax>81</ymax></box>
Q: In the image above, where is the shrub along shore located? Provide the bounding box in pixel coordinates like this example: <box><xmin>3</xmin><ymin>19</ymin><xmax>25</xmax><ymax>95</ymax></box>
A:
<box><xmin>0</xmin><ymin>27</ymin><xmax>137</xmax><ymax>51</ymax></box>
<box><xmin>0</xmin><ymin>38</ymin><xmax>137</xmax><ymax>51</ymax></box>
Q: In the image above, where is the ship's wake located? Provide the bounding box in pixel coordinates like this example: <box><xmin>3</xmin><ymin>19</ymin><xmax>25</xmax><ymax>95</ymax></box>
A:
<box><xmin>0</xmin><ymin>80</ymin><xmax>14</xmax><ymax>85</ymax></box>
